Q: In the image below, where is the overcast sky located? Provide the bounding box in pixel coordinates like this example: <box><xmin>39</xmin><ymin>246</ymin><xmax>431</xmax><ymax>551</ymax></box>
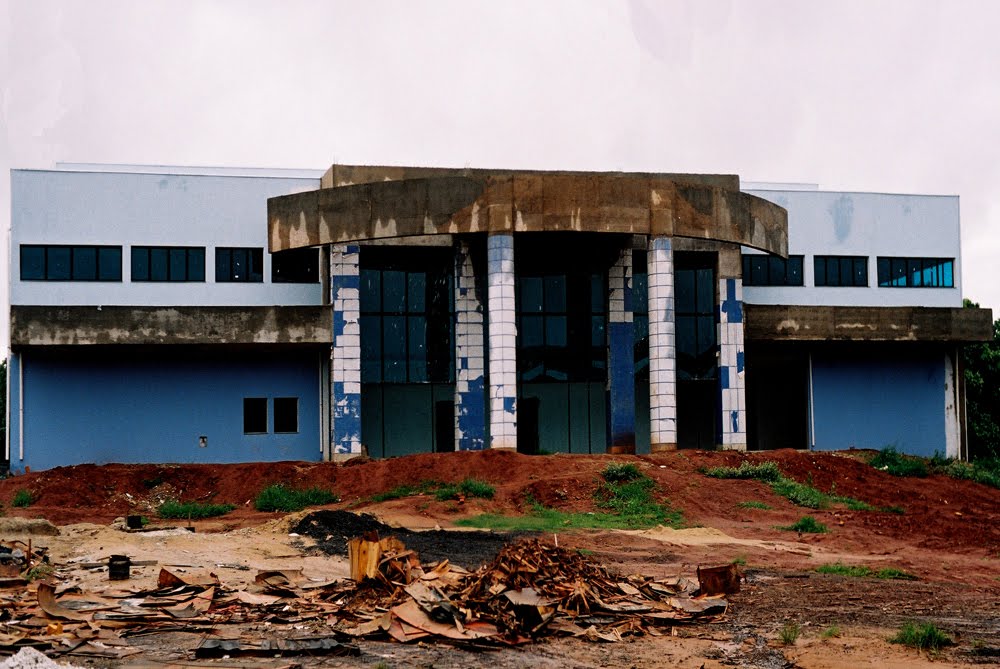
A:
<box><xmin>3</xmin><ymin>0</ymin><xmax>999</xmax><ymax>350</ymax></box>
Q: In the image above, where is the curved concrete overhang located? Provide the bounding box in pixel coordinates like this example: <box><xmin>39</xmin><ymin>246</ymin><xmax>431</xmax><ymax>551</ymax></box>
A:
<box><xmin>268</xmin><ymin>170</ymin><xmax>788</xmax><ymax>256</ymax></box>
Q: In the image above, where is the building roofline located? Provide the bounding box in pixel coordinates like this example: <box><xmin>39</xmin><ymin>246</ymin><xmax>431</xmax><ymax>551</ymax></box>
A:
<box><xmin>11</xmin><ymin>163</ymin><xmax>325</xmax><ymax>180</ymax></box>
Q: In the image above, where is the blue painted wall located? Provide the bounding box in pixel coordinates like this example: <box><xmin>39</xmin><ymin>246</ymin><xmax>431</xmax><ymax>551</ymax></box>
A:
<box><xmin>811</xmin><ymin>352</ymin><xmax>945</xmax><ymax>457</ymax></box>
<box><xmin>15</xmin><ymin>350</ymin><xmax>321</xmax><ymax>471</ymax></box>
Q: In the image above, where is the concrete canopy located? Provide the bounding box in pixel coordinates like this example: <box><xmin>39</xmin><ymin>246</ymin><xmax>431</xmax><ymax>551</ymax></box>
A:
<box><xmin>267</xmin><ymin>165</ymin><xmax>788</xmax><ymax>255</ymax></box>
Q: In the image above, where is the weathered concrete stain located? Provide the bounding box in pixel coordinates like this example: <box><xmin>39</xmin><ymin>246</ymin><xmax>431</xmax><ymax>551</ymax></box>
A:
<box><xmin>829</xmin><ymin>194</ymin><xmax>854</xmax><ymax>243</ymax></box>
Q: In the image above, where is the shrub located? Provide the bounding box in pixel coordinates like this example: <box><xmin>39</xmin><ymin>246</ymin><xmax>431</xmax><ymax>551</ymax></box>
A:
<box><xmin>941</xmin><ymin>458</ymin><xmax>1000</xmax><ymax>489</ymax></box>
<box><xmin>704</xmin><ymin>461</ymin><xmax>782</xmax><ymax>482</ymax></box>
<box><xmin>602</xmin><ymin>462</ymin><xmax>643</xmax><ymax>483</ymax></box>
<box><xmin>779</xmin><ymin>621</ymin><xmax>801</xmax><ymax>645</ymax></box>
<box><xmin>254</xmin><ymin>484</ymin><xmax>338</xmax><ymax>512</ymax></box>
<box><xmin>434</xmin><ymin>478</ymin><xmax>496</xmax><ymax>501</ymax></box>
<box><xmin>158</xmin><ymin>500</ymin><xmax>236</xmax><ymax>519</ymax></box>
<box><xmin>875</xmin><ymin>567</ymin><xmax>917</xmax><ymax>580</ymax></box>
<box><xmin>12</xmin><ymin>490</ymin><xmax>33</xmax><ymax>507</ymax></box>
<box><xmin>816</xmin><ymin>562</ymin><xmax>872</xmax><ymax>577</ymax></box>
<box><xmin>822</xmin><ymin>625</ymin><xmax>841</xmax><ymax>639</ymax></box>
<box><xmin>890</xmin><ymin>622</ymin><xmax>953</xmax><ymax>651</ymax></box>
<box><xmin>781</xmin><ymin>515</ymin><xmax>828</xmax><ymax>533</ymax></box>
<box><xmin>870</xmin><ymin>447</ymin><xmax>928</xmax><ymax>477</ymax></box>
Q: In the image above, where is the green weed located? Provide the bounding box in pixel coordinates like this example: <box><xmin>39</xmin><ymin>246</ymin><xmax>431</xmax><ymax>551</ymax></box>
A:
<box><xmin>602</xmin><ymin>462</ymin><xmax>643</xmax><ymax>483</ymax></box>
<box><xmin>821</xmin><ymin>625</ymin><xmax>841</xmax><ymax>639</ymax></box>
<box><xmin>434</xmin><ymin>478</ymin><xmax>496</xmax><ymax>501</ymax></box>
<box><xmin>370</xmin><ymin>480</ymin><xmax>440</xmax><ymax>502</ymax></box>
<box><xmin>737</xmin><ymin>500</ymin><xmax>772</xmax><ymax>510</ymax></box>
<box><xmin>731</xmin><ymin>556</ymin><xmax>747</xmax><ymax>566</ymax></box>
<box><xmin>781</xmin><ymin>515</ymin><xmax>828</xmax><ymax>533</ymax></box>
<box><xmin>940</xmin><ymin>458</ymin><xmax>1000</xmax><ymax>490</ymax></box>
<box><xmin>779</xmin><ymin>621</ymin><xmax>801</xmax><ymax>645</ymax></box>
<box><xmin>890</xmin><ymin>622</ymin><xmax>953</xmax><ymax>651</ymax></box>
<box><xmin>11</xmin><ymin>490</ymin><xmax>33</xmax><ymax>507</ymax></box>
<box><xmin>870</xmin><ymin>447</ymin><xmax>929</xmax><ymax>477</ymax></box>
<box><xmin>704</xmin><ymin>461</ymin><xmax>782</xmax><ymax>482</ymax></box>
<box><xmin>254</xmin><ymin>484</ymin><xmax>338</xmax><ymax>512</ymax></box>
<box><xmin>706</xmin><ymin>460</ymin><xmax>874</xmax><ymax>511</ymax></box>
<box><xmin>158</xmin><ymin>500</ymin><xmax>236</xmax><ymax>519</ymax></box>
<box><xmin>816</xmin><ymin>562</ymin><xmax>872</xmax><ymax>577</ymax></box>
<box><xmin>874</xmin><ymin>567</ymin><xmax>917</xmax><ymax>580</ymax></box>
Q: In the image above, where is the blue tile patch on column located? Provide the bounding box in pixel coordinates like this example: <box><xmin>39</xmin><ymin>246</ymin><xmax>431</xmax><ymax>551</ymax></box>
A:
<box><xmin>720</xmin><ymin>278</ymin><xmax>743</xmax><ymax>324</ymax></box>
<box><xmin>333</xmin><ymin>394</ymin><xmax>361</xmax><ymax>454</ymax></box>
<box><xmin>719</xmin><ymin>367</ymin><xmax>730</xmax><ymax>389</ymax></box>
<box><xmin>607</xmin><ymin>322</ymin><xmax>636</xmax><ymax>449</ymax></box>
<box><xmin>503</xmin><ymin>396</ymin><xmax>517</xmax><ymax>415</ymax></box>
<box><xmin>737</xmin><ymin>350</ymin><xmax>745</xmax><ymax>374</ymax></box>
<box><xmin>731</xmin><ymin>410</ymin><xmax>740</xmax><ymax>434</ymax></box>
<box><xmin>457</xmin><ymin>376</ymin><xmax>486</xmax><ymax>451</ymax></box>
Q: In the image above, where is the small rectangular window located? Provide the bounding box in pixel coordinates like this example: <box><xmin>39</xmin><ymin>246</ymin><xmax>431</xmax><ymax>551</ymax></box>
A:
<box><xmin>741</xmin><ymin>254</ymin><xmax>805</xmax><ymax>286</ymax></box>
<box><xmin>814</xmin><ymin>255</ymin><xmax>868</xmax><ymax>287</ymax></box>
<box><xmin>272</xmin><ymin>248</ymin><xmax>319</xmax><ymax>283</ymax></box>
<box><xmin>217</xmin><ymin>247</ymin><xmax>264</xmax><ymax>282</ymax></box>
<box><xmin>132</xmin><ymin>246</ymin><xmax>205</xmax><ymax>282</ymax></box>
<box><xmin>243</xmin><ymin>397</ymin><xmax>268</xmax><ymax>434</ymax></box>
<box><xmin>20</xmin><ymin>245</ymin><xmax>122</xmax><ymax>281</ymax></box>
<box><xmin>273</xmin><ymin>397</ymin><xmax>298</xmax><ymax>433</ymax></box>
<box><xmin>876</xmin><ymin>257</ymin><xmax>954</xmax><ymax>288</ymax></box>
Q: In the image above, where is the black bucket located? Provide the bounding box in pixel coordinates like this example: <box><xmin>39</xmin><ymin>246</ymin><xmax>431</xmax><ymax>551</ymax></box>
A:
<box><xmin>108</xmin><ymin>555</ymin><xmax>131</xmax><ymax>580</ymax></box>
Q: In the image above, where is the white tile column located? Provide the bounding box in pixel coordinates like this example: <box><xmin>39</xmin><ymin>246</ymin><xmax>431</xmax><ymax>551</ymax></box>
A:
<box><xmin>487</xmin><ymin>234</ymin><xmax>517</xmax><ymax>449</ymax></box>
<box><xmin>330</xmin><ymin>244</ymin><xmax>362</xmax><ymax>456</ymax></box>
<box><xmin>454</xmin><ymin>239</ymin><xmax>487</xmax><ymax>450</ymax></box>
<box><xmin>648</xmin><ymin>237</ymin><xmax>677</xmax><ymax>451</ymax></box>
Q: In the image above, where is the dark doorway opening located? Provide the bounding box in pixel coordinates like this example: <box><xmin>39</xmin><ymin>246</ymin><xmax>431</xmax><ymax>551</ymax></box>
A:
<box><xmin>745</xmin><ymin>342</ymin><xmax>810</xmax><ymax>450</ymax></box>
<box><xmin>674</xmin><ymin>252</ymin><xmax>718</xmax><ymax>449</ymax></box>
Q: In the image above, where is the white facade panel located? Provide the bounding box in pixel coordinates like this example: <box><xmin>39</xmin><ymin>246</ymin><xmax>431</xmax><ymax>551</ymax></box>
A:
<box><xmin>10</xmin><ymin>169</ymin><xmax>322</xmax><ymax>306</ymax></box>
<box><xmin>742</xmin><ymin>189</ymin><xmax>962</xmax><ymax>308</ymax></box>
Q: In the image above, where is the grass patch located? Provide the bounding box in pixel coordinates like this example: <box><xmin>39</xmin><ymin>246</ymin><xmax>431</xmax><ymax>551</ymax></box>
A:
<box><xmin>780</xmin><ymin>515</ymin><xmax>828</xmax><ymax>533</ymax></box>
<box><xmin>890</xmin><ymin>622</ymin><xmax>953</xmax><ymax>651</ymax></box>
<box><xmin>816</xmin><ymin>562</ymin><xmax>872</xmax><ymax>577</ymax></box>
<box><xmin>731</xmin><ymin>556</ymin><xmax>747</xmax><ymax>566</ymax></box>
<box><xmin>939</xmin><ymin>458</ymin><xmax>1000</xmax><ymax>490</ymax></box>
<box><xmin>459</xmin><ymin>469</ymin><xmax>682</xmax><ymax>532</ymax></box>
<box><xmin>706</xmin><ymin>460</ymin><xmax>875</xmax><ymax>511</ymax></box>
<box><xmin>11</xmin><ymin>490</ymin><xmax>33</xmax><ymax>507</ymax></box>
<box><xmin>158</xmin><ymin>500</ymin><xmax>236</xmax><ymax>519</ymax></box>
<box><xmin>434</xmin><ymin>479</ymin><xmax>496</xmax><ymax>502</ymax></box>
<box><xmin>870</xmin><ymin>447</ymin><xmax>928</xmax><ymax>477</ymax></box>
<box><xmin>821</xmin><ymin>625</ymin><xmax>841</xmax><ymax>639</ymax></box>
<box><xmin>602</xmin><ymin>462</ymin><xmax>643</xmax><ymax>483</ymax></box>
<box><xmin>875</xmin><ymin>567</ymin><xmax>918</xmax><ymax>580</ymax></box>
<box><xmin>254</xmin><ymin>484</ymin><xmax>338</xmax><ymax>512</ymax></box>
<box><xmin>737</xmin><ymin>500</ymin><xmax>772</xmax><ymax>510</ymax></box>
<box><xmin>370</xmin><ymin>480</ymin><xmax>440</xmax><ymax>502</ymax></box>
<box><xmin>779</xmin><ymin>621</ymin><xmax>801</xmax><ymax>645</ymax></box>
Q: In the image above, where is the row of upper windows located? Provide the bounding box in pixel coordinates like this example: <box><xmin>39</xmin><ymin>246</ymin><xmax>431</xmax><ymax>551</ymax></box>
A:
<box><xmin>19</xmin><ymin>245</ymin><xmax>319</xmax><ymax>283</ymax></box>
<box><xmin>742</xmin><ymin>255</ymin><xmax>955</xmax><ymax>288</ymax></box>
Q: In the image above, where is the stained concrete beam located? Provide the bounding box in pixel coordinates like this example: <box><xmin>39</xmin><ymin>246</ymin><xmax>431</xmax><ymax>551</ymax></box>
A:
<box><xmin>11</xmin><ymin>305</ymin><xmax>332</xmax><ymax>346</ymax></box>
<box><xmin>269</xmin><ymin>171</ymin><xmax>788</xmax><ymax>257</ymax></box>
<box><xmin>744</xmin><ymin>304</ymin><xmax>994</xmax><ymax>342</ymax></box>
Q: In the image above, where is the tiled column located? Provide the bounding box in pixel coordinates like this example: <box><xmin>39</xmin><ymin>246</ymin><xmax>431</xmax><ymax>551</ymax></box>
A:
<box><xmin>330</xmin><ymin>244</ymin><xmax>362</xmax><ymax>456</ymax></box>
<box><xmin>718</xmin><ymin>275</ymin><xmax>747</xmax><ymax>450</ymax></box>
<box><xmin>607</xmin><ymin>245</ymin><xmax>636</xmax><ymax>453</ymax></box>
<box><xmin>487</xmin><ymin>234</ymin><xmax>517</xmax><ymax>449</ymax></box>
<box><xmin>454</xmin><ymin>240</ymin><xmax>487</xmax><ymax>451</ymax></box>
<box><xmin>647</xmin><ymin>237</ymin><xmax>677</xmax><ymax>451</ymax></box>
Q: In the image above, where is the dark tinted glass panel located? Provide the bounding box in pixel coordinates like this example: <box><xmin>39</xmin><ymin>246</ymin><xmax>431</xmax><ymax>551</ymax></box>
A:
<box><xmin>696</xmin><ymin>268</ymin><xmax>714</xmax><ymax>308</ymax></box>
<box><xmin>360</xmin><ymin>315</ymin><xmax>381</xmax><ymax>383</ymax></box>
<box><xmin>545</xmin><ymin>315</ymin><xmax>567</xmax><ymax>347</ymax></box>
<box><xmin>47</xmin><ymin>247</ymin><xmax>71</xmax><ymax>280</ymax></box>
<box><xmin>407</xmin><ymin>316</ymin><xmax>428</xmax><ymax>382</ymax></box>
<box><xmin>20</xmin><ymin>246</ymin><xmax>44</xmax><ymax>280</ymax></box>
<box><xmin>767</xmin><ymin>256</ymin><xmax>786</xmax><ymax>284</ymax></box>
<box><xmin>676</xmin><ymin>269</ymin><xmax>695</xmax><ymax>312</ymax></box>
<box><xmin>169</xmin><ymin>249</ymin><xmax>187</xmax><ymax>280</ymax></box>
<box><xmin>520</xmin><ymin>277</ymin><xmax>543</xmax><ymax>313</ymax></box>
<box><xmin>360</xmin><ymin>269</ymin><xmax>381</xmax><ymax>312</ymax></box>
<box><xmin>383</xmin><ymin>271</ymin><xmax>406</xmax><ymax>313</ymax></box>
<box><xmin>150</xmin><ymin>248</ymin><xmax>168</xmax><ymax>281</ymax></box>
<box><xmin>853</xmin><ymin>258</ymin><xmax>867</xmax><ymax>286</ymax></box>
<box><xmin>98</xmin><ymin>247</ymin><xmax>122</xmax><ymax>281</ymax></box>
<box><xmin>271</xmin><ymin>248</ymin><xmax>319</xmax><ymax>283</ymax></box>
<box><xmin>750</xmin><ymin>257</ymin><xmax>767</xmax><ymax>285</ymax></box>
<box><xmin>243</xmin><ymin>397</ymin><xmax>267</xmax><ymax>433</ymax></box>
<box><xmin>813</xmin><ymin>257</ymin><xmax>826</xmax><ymax>286</ymax></box>
<box><xmin>591</xmin><ymin>315</ymin><xmax>606</xmax><ymax>347</ymax></box>
<box><xmin>521</xmin><ymin>315</ymin><xmax>544</xmax><ymax>347</ymax></box>
<box><xmin>942</xmin><ymin>261</ymin><xmax>953</xmax><ymax>287</ymax></box>
<box><xmin>131</xmin><ymin>248</ymin><xmax>148</xmax><ymax>281</ymax></box>
<box><xmin>187</xmin><ymin>248</ymin><xmax>205</xmax><ymax>281</ymax></box>
<box><xmin>632</xmin><ymin>272</ymin><xmax>647</xmax><ymax>314</ymax></box>
<box><xmin>877</xmin><ymin>257</ymin><xmax>953</xmax><ymax>288</ymax></box>
<box><xmin>273</xmin><ymin>397</ymin><xmax>298</xmax><ymax>433</ymax></box>
<box><xmin>215</xmin><ymin>249</ymin><xmax>231</xmax><ymax>282</ymax></box>
<box><xmin>249</xmin><ymin>248</ymin><xmax>263</xmax><ymax>282</ymax></box>
<box><xmin>787</xmin><ymin>256</ymin><xmax>803</xmax><ymax>285</ymax></box>
<box><xmin>73</xmin><ymin>247</ymin><xmax>97</xmax><ymax>280</ymax></box>
<box><xmin>544</xmin><ymin>275</ymin><xmax>566</xmax><ymax>311</ymax></box>
<box><xmin>590</xmin><ymin>274</ymin><xmax>603</xmax><ymax>312</ymax></box>
<box><xmin>407</xmin><ymin>272</ymin><xmax>426</xmax><ymax>313</ymax></box>
<box><xmin>382</xmin><ymin>315</ymin><xmax>406</xmax><ymax>382</ymax></box>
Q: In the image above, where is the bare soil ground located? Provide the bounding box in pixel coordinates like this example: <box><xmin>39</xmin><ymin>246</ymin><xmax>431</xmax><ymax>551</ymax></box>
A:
<box><xmin>1</xmin><ymin>448</ymin><xmax>999</xmax><ymax>668</ymax></box>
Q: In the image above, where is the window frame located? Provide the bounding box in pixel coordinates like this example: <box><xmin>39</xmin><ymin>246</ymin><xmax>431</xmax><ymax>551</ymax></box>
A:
<box><xmin>131</xmin><ymin>246</ymin><xmax>205</xmax><ymax>282</ymax></box>
<box><xmin>19</xmin><ymin>244</ymin><xmax>122</xmax><ymax>282</ymax></box>
<box><xmin>813</xmin><ymin>255</ymin><xmax>869</xmax><ymax>287</ymax></box>
<box><xmin>215</xmin><ymin>247</ymin><xmax>264</xmax><ymax>283</ymax></box>
<box><xmin>876</xmin><ymin>257</ymin><xmax>954</xmax><ymax>288</ymax></box>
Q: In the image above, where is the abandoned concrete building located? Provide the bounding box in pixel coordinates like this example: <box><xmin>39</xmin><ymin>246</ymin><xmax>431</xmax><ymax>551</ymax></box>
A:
<box><xmin>5</xmin><ymin>163</ymin><xmax>994</xmax><ymax>471</ymax></box>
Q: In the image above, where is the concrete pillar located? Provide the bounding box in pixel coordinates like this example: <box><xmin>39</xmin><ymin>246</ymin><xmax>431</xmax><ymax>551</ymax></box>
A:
<box><xmin>330</xmin><ymin>244</ymin><xmax>362</xmax><ymax>456</ymax></box>
<box><xmin>647</xmin><ymin>237</ymin><xmax>678</xmax><ymax>451</ymax></box>
<box><xmin>454</xmin><ymin>239</ymin><xmax>487</xmax><ymax>451</ymax></box>
<box><xmin>607</xmin><ymin>244</ymin><xmax>636</xmax><ymax>454</ymax></box>
<box><xmin>718</xmin><ymin>247</ymin><xmax>747</xmax><ymax>450</ymax></box>
<box><xmin>487</xmin><ymin>234</ymin><xmax>517</xmax><ymax>449</ymax></box>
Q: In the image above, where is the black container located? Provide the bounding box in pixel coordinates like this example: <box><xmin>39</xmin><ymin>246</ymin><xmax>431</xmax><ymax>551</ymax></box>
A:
<box><xmin>126</xmin><ymin>515</ymin><xmax>143</xmax><ymax>530</ymax></box>
<box><xmin>108</xmin><ymin>555</ymin><xmax>131</xmax><ymax>580</ymax></box>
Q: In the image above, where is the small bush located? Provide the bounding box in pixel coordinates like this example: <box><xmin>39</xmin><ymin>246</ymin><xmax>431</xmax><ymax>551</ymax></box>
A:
<box><xmin>370</xmin><ymin>481</ymin><xmax>440</xmax><ymax>502</ymax></box>
<box><xmin>704</xmin><ymin>460</ymin><xmax>782</xmax><ymax>482</ymax></box>
<box><xmin>158</xmin><ymin>500</ymin><xmax>236</xmax><ymax>519</ymax></box>
<box><xmin>254</xmin><ymin>484</ymin><xmax>338</xmax><ymax>512</ymax></box>
<box><xmin>941</xmin><ymin>458</ymin><xmax>1000</xmax><ymax>489</ymax></box>
<box><xmin>890</xmin><ymin>622</ymin><xmax>953</xmax><ymax>651</ymax></box>
<box><xmin>737</xmin><ymin>500</ymin><xmax>772</xmax><ymax>510</ymax></box>
<box><xmin>602</xmin><ymin>462</ymin><xmax>643</xmax><ymax>483</ymax></box>
<box><xmin>822</xmin><ymin>625</ymin><xmax>841</xmax><ymax>639</ymax></box>
<box><xmin>817</xmin><ymin>562</ymin><xmax>872</xmax><ymax>577</ymax></box>
<box><xmin>12</xmin><ymin>490</ymin><xmax>33</xmax><ymax>507</ymax></box>
<box><xmin>875</xmin><ymin>567</ymin><xmax>917</xmax><ymax>580</ymax></box>
<box><xmin>870</xmin><ymin>447</ymin><xmax>928</xmax><ymax>477</ymax></box>
<box><xmin>781</xmin><ymin>515</ymin><xmax>828</xmax><ymax>533</ymax></box>
<box><xmin>23</xmin><ymin>564</ymin><xmax>54</xmax><ymax>581</ymax></box>
<box><xmin>434</xmin><ymin>478</ymin><xmax>496</xmax><ymax>501</ymax></box>
<box><xmin>779</xmin><ymin>621</ymin><xmax>801</xmax><ymax>645</ymax></box>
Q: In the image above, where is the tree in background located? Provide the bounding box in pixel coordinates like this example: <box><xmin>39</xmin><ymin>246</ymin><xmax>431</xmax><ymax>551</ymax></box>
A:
<box><xmin>963</xmin><ymin>300</ymin><xmax>1000</xmax><ymax>460</ymax></box>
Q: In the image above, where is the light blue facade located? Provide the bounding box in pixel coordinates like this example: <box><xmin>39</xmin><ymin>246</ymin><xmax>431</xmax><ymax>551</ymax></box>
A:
<box><xmin>11</xmin><ymin>351</ymin><xmax>321</xmax><ymax>472</ymax></box>
<box><xmin>811</xmin><ymin>351</ymin><xmax>946</xmax><ymax>457</ymax></box>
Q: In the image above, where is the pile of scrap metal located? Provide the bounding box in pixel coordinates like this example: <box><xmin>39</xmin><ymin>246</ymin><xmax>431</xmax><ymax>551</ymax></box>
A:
<box><xmin>0</xmin><ymin>535</ymin><xmax>737</xmax><ymax>660</ymax></box>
